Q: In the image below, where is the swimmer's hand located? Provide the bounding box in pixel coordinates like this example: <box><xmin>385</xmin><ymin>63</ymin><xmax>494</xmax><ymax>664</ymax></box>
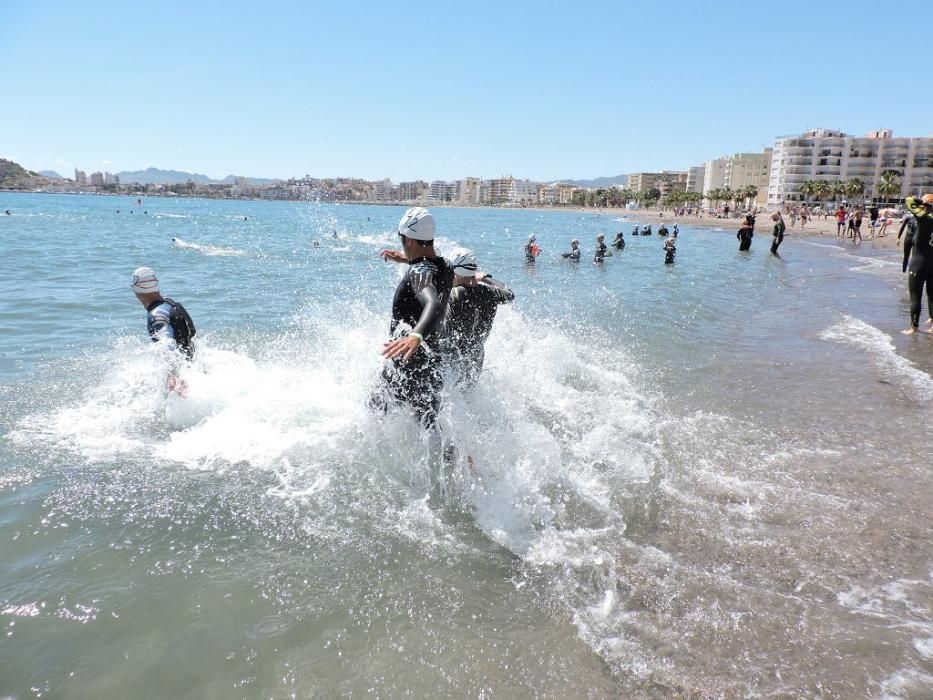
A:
<box><xmin>381</xmin><ymin>249</ymin><xmax>407</xmax><ymax>263</ymax></box>
<box><xmin>383</xmin><ymin>334</ymin><xmax>422</xmax><ymax>362</ymax></box>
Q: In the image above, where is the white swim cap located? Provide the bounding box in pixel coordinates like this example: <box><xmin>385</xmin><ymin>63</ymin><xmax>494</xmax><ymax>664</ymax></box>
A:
<box><xmin>398</xmin><ymin>207</ymin><xmax>435</xmax><ymax>241</ymax></box>
<box><xmin>131</xmin><ymin>267</ymin><xmax>160</xmax><ymax>293</ymax></box>
<box><xmin>449</xmin><ymin>249</ymin><xmax>478</xmax><ymax>276</ymax></box>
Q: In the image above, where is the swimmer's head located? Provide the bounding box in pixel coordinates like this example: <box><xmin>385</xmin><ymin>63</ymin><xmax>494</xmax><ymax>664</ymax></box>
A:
<box><xmin>596</xmin><ymin>233</ymin><xmax>605</xmax><ymax>240</ymax></box>
<box><xmin>131</xmin><ymin>267</ymin><xmax>160</xmax><ymax>294</ymax></box>
<box><xmin>921</xmin><ymin>194</ymin><xmax>933</xmax><ymax>208</ymax></box>
<box><xmin>449</xmin><ymin>248</ymin><xmax>478</xmax><ymax>276</ymax></box>
<box><xmin>398</xmin><ymin>207</ymin><xmax>435</xmax><ymax>241</ymax></box>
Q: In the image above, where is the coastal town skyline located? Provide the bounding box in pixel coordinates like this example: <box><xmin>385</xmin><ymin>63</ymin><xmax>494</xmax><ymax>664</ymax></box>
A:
<box><xmin>3</xmin><ymin>1</ymin><xmax>930</xmax><ymax>183</ymax></box>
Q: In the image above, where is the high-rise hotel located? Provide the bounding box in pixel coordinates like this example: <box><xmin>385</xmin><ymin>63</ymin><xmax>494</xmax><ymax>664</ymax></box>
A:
<box><xmin>767</xmin><ymin>128</ymin><xmax>933</xmax><ymax>206</ymax></box>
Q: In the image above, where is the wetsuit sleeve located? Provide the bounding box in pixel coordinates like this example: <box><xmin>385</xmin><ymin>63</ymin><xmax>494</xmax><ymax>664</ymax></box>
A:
<box><xmin>409</xmin><ymin>264</ymin><xmax>445</xmax><ymax>338</ymax></box>
<box><xmin>903</xmin><ymin>228</ymin><xmax>914</xmax><ymax>272</ymax></box>
<box><xmin>481</xmin><ymin>278</ymin><xmax>515</xmax><ymax>304</ymax></box>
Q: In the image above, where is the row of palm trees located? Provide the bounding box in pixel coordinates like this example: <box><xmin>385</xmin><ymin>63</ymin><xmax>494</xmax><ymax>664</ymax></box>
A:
<box><xmin>796</xmin><ymin>172</ymin><xmax>902</xmax><ymax>205</ymax></box>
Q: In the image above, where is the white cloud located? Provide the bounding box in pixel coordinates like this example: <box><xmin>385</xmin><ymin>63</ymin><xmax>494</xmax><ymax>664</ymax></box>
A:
<box><xmin>101</xmin><ymin>160</ymin><xmax>113</xmax><ymax>165</ymax></box>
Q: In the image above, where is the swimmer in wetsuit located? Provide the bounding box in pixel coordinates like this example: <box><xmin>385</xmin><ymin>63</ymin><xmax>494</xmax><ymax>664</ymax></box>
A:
<box><xmin>664</xmin><ymin>237</ymin><xmax>676</xmax><ymax>264</ymax></box>
<box><xmin>612</xmin><ymin>232</ymin><xmax>625</xmax><ymax>250</ymax></box>
<box><xmin>737</xmin><ymin>218</ymin><xmax>754</xmax><ymax>251</ymax></box>
<box><xmin>594</xmin><ymin>234</ymin><xmax>612</xmax><ymax>263</ymax></box>
<box><xmin>770</xmin><ymin>212</ymin><xmax>786</xmax><ymax>258</ymax></box>
<box><xmin>131</xmin><ymin>267</ymin><xmax>197</xmax><ymax>394</ymax></box>
<box><xmin>902</xmin><ymin>195</ymin><xmax>933</xmax><ymax>334</ymax></box>
<box><xmin>443</xmin><ymin>250</ymin><xmax>514</xmax><ymax>386</ymax></box>
<box><xmin>371</xmin><ymin>207</ymin><xmax>454</xmax><ymax>427</ymax></box>
<box><xmin>561</xmin><ymin>238</ymin><xmax>581</xmax><ymax>260</ymax></box>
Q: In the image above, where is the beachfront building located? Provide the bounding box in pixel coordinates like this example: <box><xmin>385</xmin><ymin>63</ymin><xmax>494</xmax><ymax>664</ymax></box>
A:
<box><xmin>371</xmin><ymin>179</ymin><xmax>400</xmax><ymax>202</ymax></box>
<box><xmin>628</xmin><ymin>171</ymin><xmax>687</xmax><ymax>195</ymax></box>
<box><xmin>398</xmin><ymin>181</ymin><xmax>428</xmax><ymax>201</ymax></box>
<box><xmin>539</xmin><ymin>184</ymin><xmax>578</xmax><ymax>205</ymax></box>
<box><xmin>686</xmin><ymin>166</ymin><xmax>705</xmax><ymax>194</ymax></box>
<box><xmin>509</xmin><ymin>178</ymin><xmax>540</xmax><ymax>205</ymax></box>
<box><xmin>429</xmin><ymin>180</ymin><xmax>460</xmax><ymax>202</ymax></box>
<box><xmin>702</xmin><ymin>151</ymin><xmax>772</xmax><ymax>207</ymax></box>
<box><xmin>458</xmin><ymin>177</ymin><xmax>482</xmax><ymax>205</ymax></box>
<box><xmin>767</xmin><ymin>128</ymin><xmax>933</xmax><ymax>206</ymax></box>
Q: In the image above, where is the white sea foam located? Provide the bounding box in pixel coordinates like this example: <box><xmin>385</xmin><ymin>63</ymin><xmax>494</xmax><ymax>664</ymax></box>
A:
<box><xmin>820</xmin><ymin>315</ymin><xmax>933</xmax><ymax>399</ymax></box>
<box><xmin>172</xmin><ymin>237</ymin><xmax>246</xmax><ymax>257</ymax></box>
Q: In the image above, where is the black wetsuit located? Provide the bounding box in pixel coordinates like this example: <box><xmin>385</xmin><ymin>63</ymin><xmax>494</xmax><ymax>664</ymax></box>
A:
<box><xmin>770</xmin><ymin>219</ymin><xmax>786</xmax><ymax>257</ymax></box>
<box><xmin>443</xmin><ymin>277</ymin><xmax>514</xmax><ymax>385</ymax></box>
<box><xmin>902</xmin><ymin>202</ymin><xmax>933</xmax><ymax>328</ymax></box>
<box><xmin>664</xmin><ymin>244</ymin><xmax>676</xmax><ymax>265</ymax></box>
<box><xmin>612</xmin><ymin>234</ymin><xmax>625</xmax><ymax>250</ymax></box>
<box><xmin>594</xmin><ymin>242</ymin><xmax>611</xmax><ymax>263</ymax></box>
<box><xmin>737</xmin><ymin>224</ymin><xmax>754</xmax><ymax>251</ymax></box>
<box><xmin>561</xmin><ymin>247</ymin><xmax>581</xmax><ymax>261</ymax></box>
<box><xmin>371</xmin><ymin>256</ymin><xmax>454</xmax><ymax>427</ymax></box>
<box><xmin>146</xmin><ymin>298</ymin><xmax>196</xmax><ymax>360</ymax></box>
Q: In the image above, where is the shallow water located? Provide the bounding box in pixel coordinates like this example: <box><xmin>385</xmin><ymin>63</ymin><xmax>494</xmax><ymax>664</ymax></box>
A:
<box><xmin>1</xmin><ymin>193</ymin><xmax>931</xmax><ymax>698</ymax></box>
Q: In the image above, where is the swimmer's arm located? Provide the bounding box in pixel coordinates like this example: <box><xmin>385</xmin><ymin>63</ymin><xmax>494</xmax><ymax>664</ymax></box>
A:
<box><xmin>383</xmin><ymin>285</ymin><xmax>442</xmax><ymax>361</ymax></box>
<box><xmin>380</xmin><ymin>249</ymin><xmax>407</xmax><ymax>263</ymax></box>
<box><xmin>149</xmin><ymin>311</ymin><xmax>179</xmax><ymax>352</ymax></box>
<box><xmin>903</xmin><ymin>233</ymin><xmax>913</xmax><ymax>272</ymax></box>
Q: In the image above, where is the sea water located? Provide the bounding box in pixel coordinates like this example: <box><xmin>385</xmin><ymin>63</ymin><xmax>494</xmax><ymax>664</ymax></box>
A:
<box><xmin>0</xmin><ymin>193</ymin><xmax>931</xmax><ymax>698</ymax></box>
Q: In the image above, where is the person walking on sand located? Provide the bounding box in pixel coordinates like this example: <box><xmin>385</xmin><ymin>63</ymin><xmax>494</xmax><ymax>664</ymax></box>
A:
<box><xmin>901</xmin><ymin>194</ymin><xmax>933</xmax><ymax>334</ymax></box>
<box><xmin>770</xmin><ymin>212</ymin><xmax>786</xmax><ymax>258</ymax></box>
<box><xmin>868</xmin><ymin>205</ymin><xmax>879</xmax><ymax>238</ymax></box>
<box><xmin>853</xmin><ymin>206</ymin><xmax>864</xmax><ymax>242</ymax></box>
<box><xmin>836</xmin><ymin>205</ymin><xmax>848</xmax><ymax>237</ymax></box>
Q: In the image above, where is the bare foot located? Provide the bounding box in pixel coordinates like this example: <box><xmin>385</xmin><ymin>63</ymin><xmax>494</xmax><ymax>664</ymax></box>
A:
<box><xmin>903</xmin><ymin>327</ymin><xmax>918</xmax><ymax>335</ymax></box>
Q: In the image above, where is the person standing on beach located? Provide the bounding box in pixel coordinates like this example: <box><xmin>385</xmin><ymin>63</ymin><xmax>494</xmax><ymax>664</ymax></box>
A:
<box><xmin>901</xmin><ymin>195</ymin><xmax>933</xmax><ymax>334</ymax></box>
<box><xmin>869</xmin><ymin>205</ymin><xmax>879</xmax><ymax>238</ymax></box>
<box><xmin>836</xmin><ymin>205</ymin><xmax>847</xmax><ymax>237</ymax></box>
<box><xmin>131</xmin><ymin>267</ymin><xmax>197</xmax><ymax>394</ymax></box>
<box><xmin>370</xmin><ymin>207</ymin><xmax>454</xmax><ymax>428</ymax></box>
<box><xmin>853</xmin><ymin>206</ymin><xmax>864</xmax><ymax>242</ymax></box>
<box><xmin>801</xmin><ymin>205</ymin><xmax>810</xmax><ymax>228</ymax></box>
<box><xmin>770</xmin><ymin>212</ymin><xmax>786</xmax><ymax>258</ymax></box>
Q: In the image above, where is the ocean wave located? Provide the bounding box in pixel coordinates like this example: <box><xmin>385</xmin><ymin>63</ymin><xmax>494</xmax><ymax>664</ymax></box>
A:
<box><xmin>171</xmin><ymin>236</ymin><xmax>246</xmax><ymax>257</ymax></box>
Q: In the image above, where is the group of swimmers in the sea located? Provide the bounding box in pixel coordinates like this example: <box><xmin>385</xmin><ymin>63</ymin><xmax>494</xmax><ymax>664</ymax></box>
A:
<box><xmin>526</xmin><ymin>224</ymin><xmax>680</xmax><ymax>265</ymax></box>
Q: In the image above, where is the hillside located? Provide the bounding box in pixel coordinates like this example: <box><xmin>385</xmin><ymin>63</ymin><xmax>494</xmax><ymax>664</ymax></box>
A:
<box><xmin>116</xmin><ymin>166</ymin><xmax>281</xmax><ymax>186</ymax></box>
<box><xmin>0</xmin><ymin>158</ymin><xmax>37</xmax><ymax>187</ymax></box>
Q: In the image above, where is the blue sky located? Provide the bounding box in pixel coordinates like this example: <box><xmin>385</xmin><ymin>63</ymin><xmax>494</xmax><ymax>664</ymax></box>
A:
<box><xmin>1</xmin><ymin>0</ymin><xmax>926</xmax><ymax>182</ymax></box>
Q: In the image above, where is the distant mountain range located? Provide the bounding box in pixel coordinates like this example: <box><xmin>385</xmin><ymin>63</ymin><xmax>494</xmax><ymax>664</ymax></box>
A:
<box><xmin>559</xmin><ymin>175</ymin><xmax>629</xmax><ymax>189</ymax></box>
<box><xmin>114</xmin><ymin>167</ymin><xmax>281</xmax><ymax>186</ymax></box>
<box><xmin>39</xmin><ymin>170</ymin><xmax>65</xmax><ymax>179</ymax></box>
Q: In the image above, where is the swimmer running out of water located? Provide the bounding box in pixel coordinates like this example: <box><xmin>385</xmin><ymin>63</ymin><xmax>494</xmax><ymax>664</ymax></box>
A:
<box><xmin>902</xmin><ymin>194</ymin><xmax>933</xmax><ymax>334</ymax></box>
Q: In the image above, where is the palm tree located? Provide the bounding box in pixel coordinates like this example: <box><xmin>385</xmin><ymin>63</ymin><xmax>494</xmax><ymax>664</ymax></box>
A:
<box><xmin>845</xmin><ymin>178</ymin><xmax>865</xmax><ymax>204</ymax></box>
<box><xmin>877</xmin><ymin>170</ymin><xmax>901</xmax><ymax>204</ymax></box>
<box><xmin>815</xmin><ymin>180</ymin><xmax>833</xmax><ymax>202</ymax></box>
<box><xmin>799</xmin><ymin>179</ymin><xmax>817</xmax><ymax>204</ymax></box>
<box><xmin>742</xmin><ymin>184</ymin><xmax>758</xmax><ymax>209</ymax></box>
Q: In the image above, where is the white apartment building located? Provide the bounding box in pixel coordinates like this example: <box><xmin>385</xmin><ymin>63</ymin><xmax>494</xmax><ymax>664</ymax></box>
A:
<box><xmin>509</xmin><ymin>179</ymin><xmax>539</xmax><ymax>204</ymax></box>
<box><xmin>686</xmin><ymin>166</ymin><xmax>705</xmax><ymax>194</ymax></box>
<box><xmin>429</xmin><ymin>180</ymin><xmax>460</xmax><ymax>202</ymax></box>
<box><xmin>371</xmin><ymin>179</ymin><xmax>399</xmax><ymax>202</ymax></box>
<box><xmin>767</xmin><ymin>129</ymin><xmax>933</xmax><ymax>206</ymax></box>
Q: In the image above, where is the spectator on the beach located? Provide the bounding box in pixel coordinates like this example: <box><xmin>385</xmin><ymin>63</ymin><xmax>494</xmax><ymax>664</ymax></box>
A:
<box><xmin>836</xmin><ymin>205</ymin><xmax>848</xmax><ymax>237</ymax></box>
<box><xmin>853</xmin><ymin>207</ymin><xmax>864</xmax><ymax>242</ymax></box>
<box><xmin>847</xmin><ymin>214</ymin><xmax>857</xmax><ymax>239</ymax></box>
<box><xmin>878</xmin><ymin>216</ymin><xmax>891</xmax><ymax>237</ymax></box>
<box><xmin>869</xmin><ymin>205</ymin><xmax>879</xmax><ymax>238</ymax></box>
<box><xmin>800</xmin><ymin>205</ymin><xmax>810</xmax><ymax>228</ymax></box>
<box><xmin>790</xmin><ymin>207</ymin><xmax>798</xmax><ymax>227</ymax></box>
<box><xmin>770</xmin><ymin>212</ymin><xmax>786</xmax><ymax>258</ymax></box>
